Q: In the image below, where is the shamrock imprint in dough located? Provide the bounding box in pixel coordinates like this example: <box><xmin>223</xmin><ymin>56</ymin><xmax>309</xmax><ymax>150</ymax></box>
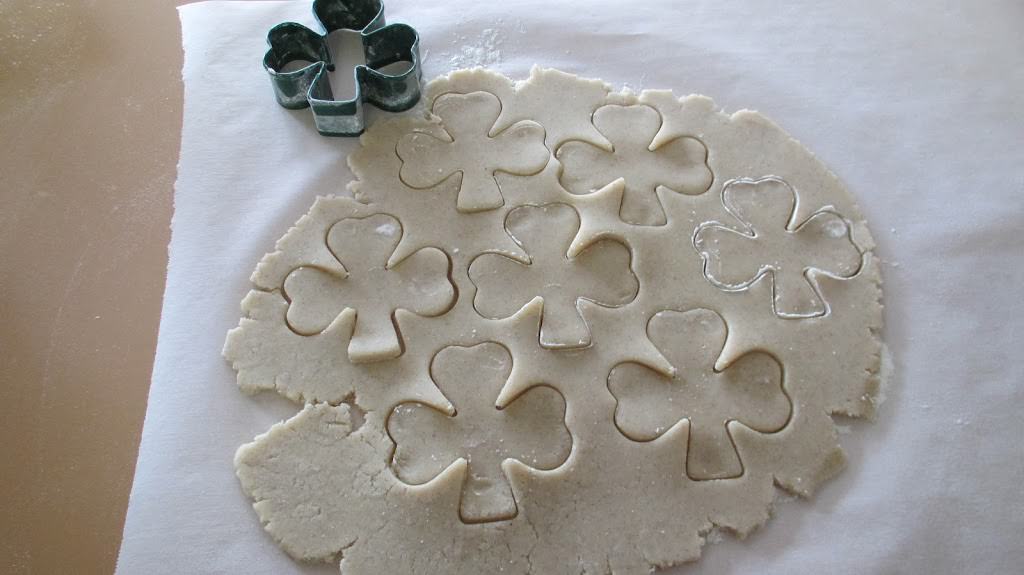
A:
<box><xmin>556</xmin><ymin>104</ymin><xmax>712</xmax><ymax>226</ymax></box>
<box><xmin>282</xmin><ymin>214</ymin><xmax>455</xmax><ymax>364</ymax></box>
<box><xmin>608</xmin><ymin>309</ymin><xmax>791</xmax><ymax>480</ymax></box>
<box><xmin>694</xmin><ymin>177</ymin><xmax>863</xmax><ymax>318</ymax></box>
<box><xmin>387</xmin><ymin>343</ymin><xmax>572</xmax><ymax>523</ymax></box>
<box><xmin>397</xmin><ymin>91</ymin><xmax>550</xmax><ymax>213</ymax></box>
<box><xmin>468</xmin><ymin>203</ymin><xmax>638</xmax><ymax>349</ymax></box>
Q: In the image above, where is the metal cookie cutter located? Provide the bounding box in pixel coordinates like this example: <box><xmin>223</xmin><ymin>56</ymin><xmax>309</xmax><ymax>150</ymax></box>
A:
<box><xmin>263</xmin><ymin>0</ymin><xmax>422</xmax><ymax>136</ymax></box>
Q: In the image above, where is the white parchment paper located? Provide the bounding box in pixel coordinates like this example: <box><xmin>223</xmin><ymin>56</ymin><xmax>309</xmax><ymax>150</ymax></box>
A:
<box><xmin>117</xmin><ymin>1</ymin><xmax>1024</xmax><ymax>573</ymax></box>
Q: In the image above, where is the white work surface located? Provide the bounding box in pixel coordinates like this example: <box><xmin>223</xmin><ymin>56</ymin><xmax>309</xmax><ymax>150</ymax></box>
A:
<box><xmin>117</xmin><ymin>1</ymin><xmax>1024</xmax><ymax>573</ymax></box>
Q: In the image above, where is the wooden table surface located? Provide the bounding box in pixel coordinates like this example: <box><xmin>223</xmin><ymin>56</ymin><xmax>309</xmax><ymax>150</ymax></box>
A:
<box><xmin>1</xmin><ymin>2</ymin><xmax>183</xmax><ymax>572</ymax></box>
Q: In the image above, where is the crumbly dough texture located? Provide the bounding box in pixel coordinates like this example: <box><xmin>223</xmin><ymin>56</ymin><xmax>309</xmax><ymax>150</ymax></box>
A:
<box><xmin>224</xmin><ymin>67</ymin><xmax>883</xmax><ymax>574</ymax></box>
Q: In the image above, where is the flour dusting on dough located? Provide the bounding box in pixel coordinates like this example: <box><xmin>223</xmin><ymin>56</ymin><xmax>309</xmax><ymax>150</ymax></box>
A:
<box><xmin>225</xmin><ymin>67</ymin><xmax>885</xmax><ymax>574</ymax></box>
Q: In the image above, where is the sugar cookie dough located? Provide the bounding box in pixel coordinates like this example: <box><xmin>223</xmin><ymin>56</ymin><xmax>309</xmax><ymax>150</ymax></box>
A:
<box><xmin>224</xmin><ymin>67</ymin><xmax>883</xmax><ymax>574</ymax></box>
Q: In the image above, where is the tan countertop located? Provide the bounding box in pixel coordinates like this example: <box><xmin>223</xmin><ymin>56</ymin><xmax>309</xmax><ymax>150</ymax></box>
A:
<box><xmin>1</xmin><ymin>2</ymin><xmax>183</xmax><ymax>572</ymax></box>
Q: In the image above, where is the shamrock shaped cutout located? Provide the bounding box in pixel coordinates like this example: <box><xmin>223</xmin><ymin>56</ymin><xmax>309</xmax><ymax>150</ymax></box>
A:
<box><xmin>387</xmin><ymin>343</ymin><xmax>572</xmax><ymax>523</ymax></box>
<box><xmin>283</xmin><ymin>214</ymin><xmax>454</xmax><ymax>364</ymax></box>
<box><xmin>608</xmin><ymin>309</ymin><xmax>791</xmax><ymax>480</ymax></box>
<box><xmin>556</xmin><ymin>104</ymin><xmax>712</xmax><ymax>226</ymax></box>
<box><xmin>468</xmin><ymin>203</ymin><xmax>638</xmax><ymax>349</ymax></box>
<box><xmin>694</xmin><ymin>177</ymin><xmax>863</xmax><ymax>318</ymax></box>
<box><xmin>397</xmin><ymin>91</ymin><xmax>550</xmax><ymax>212</ymax></box>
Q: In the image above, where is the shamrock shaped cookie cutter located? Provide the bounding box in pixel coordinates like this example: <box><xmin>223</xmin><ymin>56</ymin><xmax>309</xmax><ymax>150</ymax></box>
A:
<box><xmin>262</xmin><ymin>0</ymin><xmax>422</xmax><ymax>136</ymax></box>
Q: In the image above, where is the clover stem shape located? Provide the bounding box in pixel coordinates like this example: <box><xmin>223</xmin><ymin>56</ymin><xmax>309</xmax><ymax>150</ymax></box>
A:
<box><xmin>556</xmin><ymin>104</ymin><xmax>713</xmax><ymax>226</ymax></box>
<box><xmin>396</xmin><ymin>91</ymin><xmax>550</xmax><ymax>213</ymax></box>
<box><xmin>608</xmin><ymin>309</ymin><xmax>791</xmax><ymax>480</ymax></box>
<box><xmin>282</xmin><ymin>214</ymin><xmax>455</xmax><ymax>364</ymax></box>
<box><xmin>693</xmin><ymin>177</ymin><xmax>863</xmax><ymax>318</ymax></box>
<box><xmin>468</xmin><ymin>203</ymin><xmax>639</xmax><ymax>349</ymax></box>
<box><xmin>387</xmin><ymin>343</ymin><xmax>572</xmax><ymax>523</ymax></box>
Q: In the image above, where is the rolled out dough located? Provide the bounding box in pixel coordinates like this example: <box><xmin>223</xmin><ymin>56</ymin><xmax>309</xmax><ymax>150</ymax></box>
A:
<box><xmin>224</xmin><ymin>67</ymin><xmax>883</xmax><ymax>574</ymax></box>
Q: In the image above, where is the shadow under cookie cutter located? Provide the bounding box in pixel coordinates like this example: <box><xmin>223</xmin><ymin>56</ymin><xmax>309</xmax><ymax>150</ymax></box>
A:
<box><xmin>262</xmin><ymin>0</ymin><xmax>422</xmax><ymax>137</ymax></box>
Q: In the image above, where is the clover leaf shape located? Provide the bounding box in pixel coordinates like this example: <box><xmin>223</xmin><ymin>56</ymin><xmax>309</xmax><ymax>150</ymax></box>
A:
<box><xmin>282</xmin><ymin>213</ymin><xmax>454</xmax><ymax>364</ymax></box>
<box><xmin>468</xmin><ymin>203</ymin><xmax>639</xmax><ymax>349</ymax></box>
<box><xmin>694</xmin><ymin>177</ymin><xmax>863</xmax><ymax>318</ymax></box>
<box><xmin>261</xmin><ymin>0</ymin><xmax>422</xmax><ymax>136</ymax></box>
<box><xmin>386</xmin><ymin>343</ymin><xmax>572</xmax><ymax>524</ymax></box>
<box><xmin>396</xmin><ymin>91</ymin><xmax>550</xmax><ymax>213</ymax></box>
<box><xmin>556</xmin><ymin>104</ymin><xmax>713</xmax><ymax>226</ymax></box>
<box><xmin>608</xmin><ymin>308</ymin><xmax>791</xmax><ymax>480</ymax></box>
